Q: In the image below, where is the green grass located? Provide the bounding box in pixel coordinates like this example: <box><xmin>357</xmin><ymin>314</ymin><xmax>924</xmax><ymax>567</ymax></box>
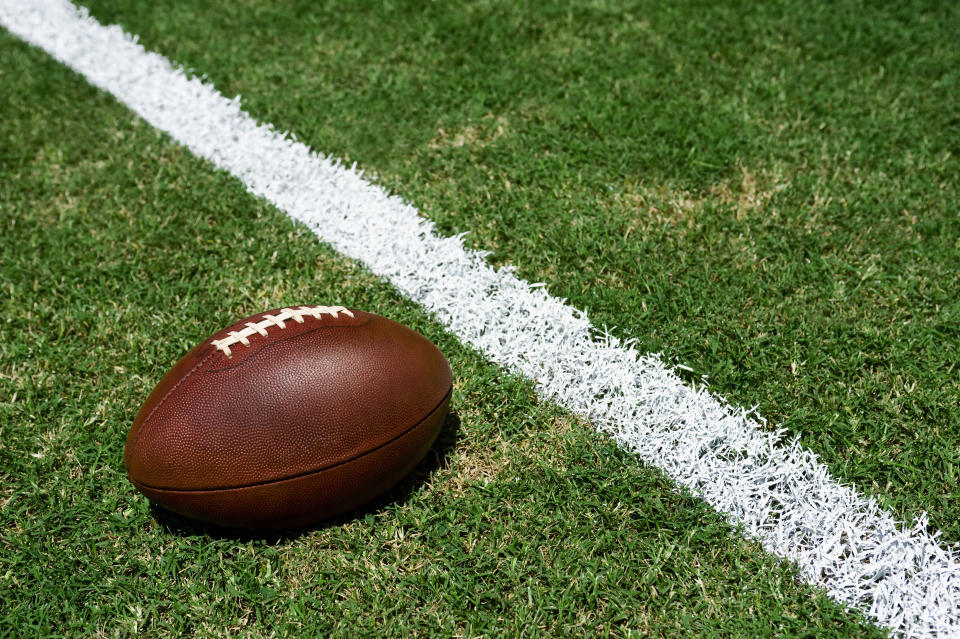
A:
<box><xmin>73</xmin><ymin>0</ymin><xmax>960</xmax><ymax>540</ymax></box>
<box><xmin>0</xmin><ymin>26</ymin><xmax>886</xmax><ymax>638</ymax></box>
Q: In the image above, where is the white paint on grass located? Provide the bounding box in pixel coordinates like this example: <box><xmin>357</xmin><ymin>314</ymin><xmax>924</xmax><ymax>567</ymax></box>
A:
<box><xmin>2</xmin><ymin>1</ymin><xmax>958</xmax><ymax>636</ymax></box>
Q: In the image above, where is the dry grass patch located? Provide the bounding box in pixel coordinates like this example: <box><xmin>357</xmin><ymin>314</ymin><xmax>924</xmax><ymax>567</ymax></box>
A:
<box><xmin>613</xmin><ymin>165</ymin><xmax>790</xmax><ymax>242</ymax></box>
<box><xmin>708</xmin><ymin>165</ymin><xmax>791</xmax><ymax>219</ymax></box>
<box><xmin>443</xmin><ymin>411</ymin><xmax>583</xmax><ymax>499</ymax></box>
<box><xmin>429</xmin><ymin>114</ymin><xmax>510</xmax><ymax>150</ymax></box>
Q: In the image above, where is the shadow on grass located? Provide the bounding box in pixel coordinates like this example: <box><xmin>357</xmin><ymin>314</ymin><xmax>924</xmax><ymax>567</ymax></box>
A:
<box><xmin>150</xmin><ymin>411</ymin><xmax>462</xmax><ymax>543</ymax></box>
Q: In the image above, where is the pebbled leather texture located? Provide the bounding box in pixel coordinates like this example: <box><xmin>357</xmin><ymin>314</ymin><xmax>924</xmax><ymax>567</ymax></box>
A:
<box><xmin>124</xmin><ymin>307</ymin><xmax>453</xmax><ymax>530</ymax></box>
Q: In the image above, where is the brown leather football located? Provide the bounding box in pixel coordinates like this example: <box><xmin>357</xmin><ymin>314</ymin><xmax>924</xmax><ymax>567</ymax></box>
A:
<box><xmin>124</xmin><ymin>305</ymin><xmax>452</xmax><ymax>530</ymax></box>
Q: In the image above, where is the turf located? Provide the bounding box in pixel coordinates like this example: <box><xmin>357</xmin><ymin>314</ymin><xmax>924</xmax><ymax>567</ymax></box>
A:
<box><xmin>72</xmin><ymin>0</ymin><xmax>960</xmax><ymax>541</ymax></box>
<box><xmin>0</xmin><ymin>26</ymin><xmax>886</xmax><ymax>638</ymax></box>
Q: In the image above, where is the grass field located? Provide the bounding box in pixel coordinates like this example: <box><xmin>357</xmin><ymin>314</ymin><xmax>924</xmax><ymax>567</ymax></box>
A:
<box><xmin>1</xmin><ymin>0</ymin><xmax>958</xmax><ymax>636</ymax></box>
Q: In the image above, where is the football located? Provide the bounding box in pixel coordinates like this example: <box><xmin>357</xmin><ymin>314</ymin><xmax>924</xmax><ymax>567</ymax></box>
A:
<box><xmin>124</xmin><ymin>305</ymin><xmax>452</xmax><ymax>530</ymax></box>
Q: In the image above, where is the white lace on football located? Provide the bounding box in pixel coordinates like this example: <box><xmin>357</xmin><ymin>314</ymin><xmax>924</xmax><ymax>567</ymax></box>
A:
<box><xmin>211</xmin><ymin>306</ymin><xmax>354</xmax><ymax>357</ymax></box>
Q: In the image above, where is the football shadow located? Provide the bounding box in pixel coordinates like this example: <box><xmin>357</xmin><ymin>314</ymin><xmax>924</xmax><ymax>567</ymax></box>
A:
<box><xmin>150</xmin><ymin>411</ymin><xmax>462</xmax><ymax>543</ymax></box>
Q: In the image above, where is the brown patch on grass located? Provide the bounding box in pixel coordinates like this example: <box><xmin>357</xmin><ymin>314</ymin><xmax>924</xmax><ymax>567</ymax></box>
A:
<box><xmin>429</xmin><ymin>114</ymin><xmax>509</xmax><ymax>150</ymax></box>
<box><xmin>443</xmin><ymin>412</ymin><xmax>583</xmax><ymax>498</ymax></box>
<box><xmin>615</xmin><ymin>165</ymin><xmax>790</xmax><ymax>241</ymax></box>
<box><xmin>708</xmin><ymin>165</ymin><xmax>790</xmax><ymax>219</ymax></box>
<box><xmin>608</xmin><ymin>165</ymin><xmax>790</xmax><ymax>270</ymax></box>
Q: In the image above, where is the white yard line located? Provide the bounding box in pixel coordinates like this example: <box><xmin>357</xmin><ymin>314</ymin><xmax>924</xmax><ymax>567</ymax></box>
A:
<box><xmin>2</xmin><ymin>1</ymin><xmax>958</xmax><ymax>636</ymax></box>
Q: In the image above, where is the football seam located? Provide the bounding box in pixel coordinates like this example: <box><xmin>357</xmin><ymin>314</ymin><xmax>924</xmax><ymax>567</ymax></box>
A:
<box><xmin>210</xmin><ymin>305</ymin><xmax>355</xmax><ymax>358</ymax></box>
<box><xmin>129</xmin><ymin>385</ymin><xmax>452</xmax><ymax>493</ymax></box>
<box><xmin>206</xmin><ymin>318</ymin><xmax>368</xmax><ymax>373</ymax></box>
<box><xmin>130</xmin><ymin>349</ymin><xmax>218</xmax><ymax>454</ymax></box>
<box><xmin>130</xmin><ymin>312</ymin><xmax>368</xmax><ymax>448</ymax></box>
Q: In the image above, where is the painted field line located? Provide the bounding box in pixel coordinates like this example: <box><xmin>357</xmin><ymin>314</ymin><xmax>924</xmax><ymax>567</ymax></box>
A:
<box><xmin>2</xmin><ymin>1</ymin><xmax>958</xmax><ymax>636</ymax></box>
